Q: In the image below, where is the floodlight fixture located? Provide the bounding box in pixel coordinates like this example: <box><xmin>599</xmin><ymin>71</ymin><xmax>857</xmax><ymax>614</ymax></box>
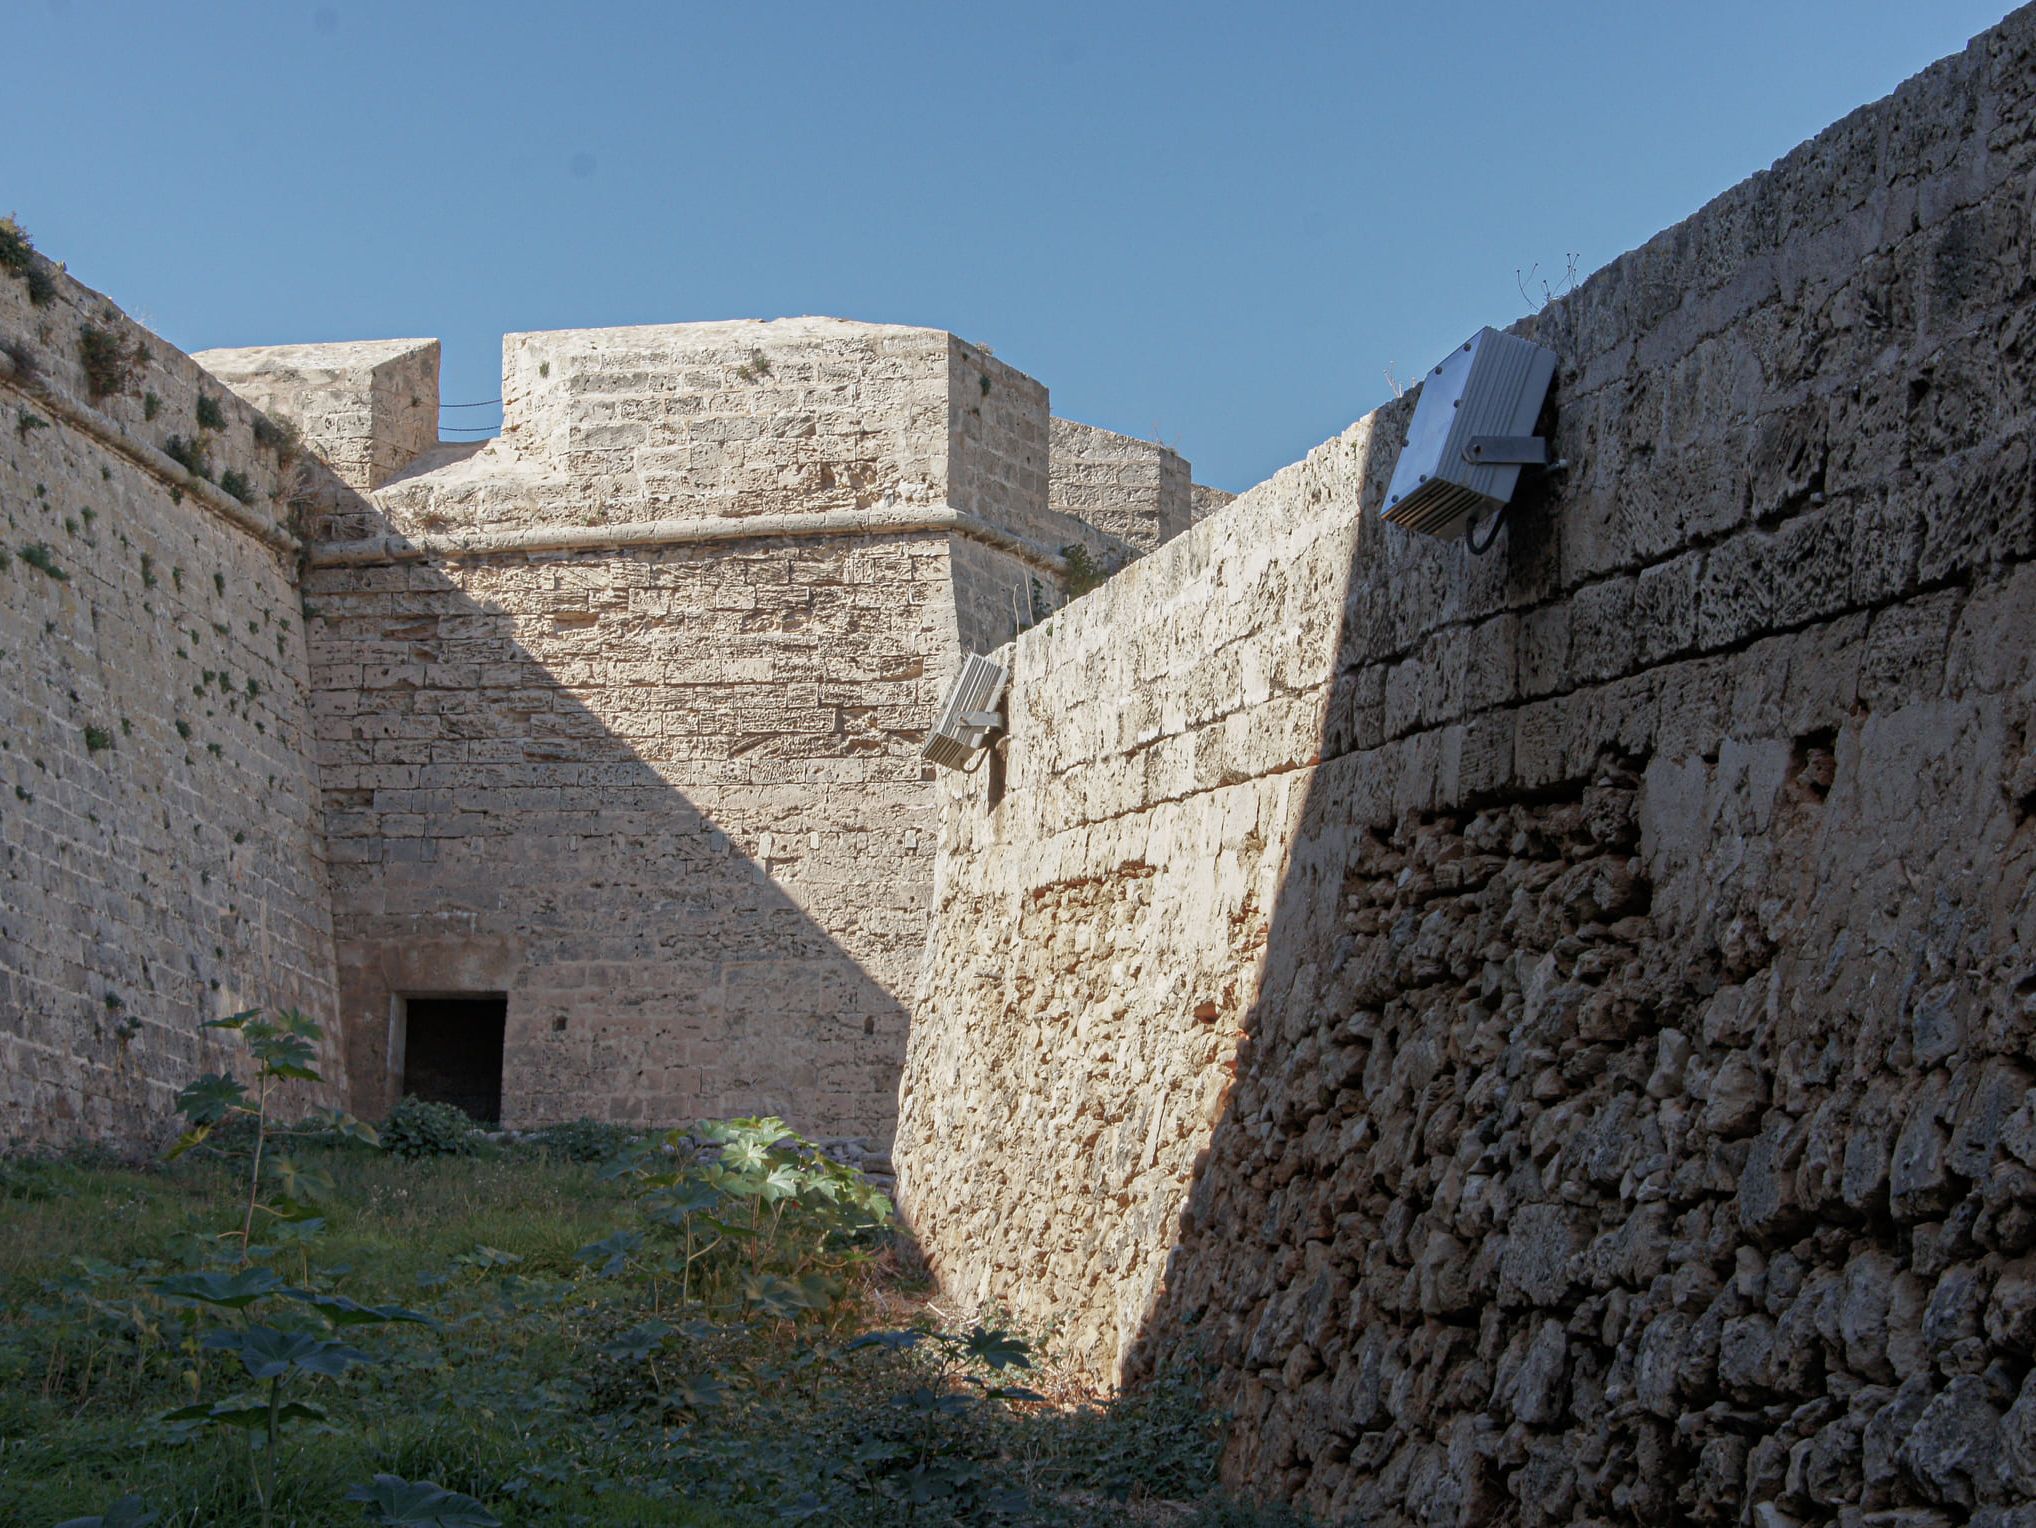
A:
<box><xmin>1381</xmin><ymin>327</ymin><xmax>1560</xmax><ymax>542</ymax></box>
<box><xmin>921</xmin><ymin>653</ymin><xmax>1009</xmax><ymax>771</ymax></box>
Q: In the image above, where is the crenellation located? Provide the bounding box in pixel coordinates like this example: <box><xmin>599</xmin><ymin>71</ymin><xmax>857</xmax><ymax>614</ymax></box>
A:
<box><xmin>196</xmin><ymin>337</ymin><xmax>440</xmax><ymax>494</ymax></box>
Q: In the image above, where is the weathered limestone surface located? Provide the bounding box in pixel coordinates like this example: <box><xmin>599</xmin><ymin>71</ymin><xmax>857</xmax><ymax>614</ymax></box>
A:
<box><xmin>897</xmin><ymin>8</ymin><xmax>2036</xmax><ymax>1523</ymax></box>
<box><xmin>184</xmin><ymin>318</ymin><xmax>1210</xmax><ymax>1141</ymax></box>
<box><xmin>1192</xmin><ymin>482</ymin><xmax>1238</xmax><ymax>523</ymax></box>
<box><xmin>288</xmin><ymin>319</ymin><xmax>1091</xmax><ymax>1139</ymax></box>
<box><xmin>1049</xmin><ymin>417</ymin><xmax>1191</xmax><ymax>556</ymax></box>
<box><xmin>0</xmin><ymin>261</ymin><xmax>347</xmax><ymax>1145</ymax></box>
<box><xmin>196</xmin><ymin>338</ymin><xmax>441</xmax><ymax>493</ymax></box>
<box><xmin>306</xmin><ymin>530</ymin><xmax>959</xmax><ymax>1136</ymax></box>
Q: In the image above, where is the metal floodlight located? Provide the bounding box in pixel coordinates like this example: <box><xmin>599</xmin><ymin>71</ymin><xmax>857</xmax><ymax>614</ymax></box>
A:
<box><xmin>921</xmin><ymin>653</ymin><xmax>1009</xmax><ymax>772</ymax></box>
<box><xmin>1381</xmin><ymin>327</ymin><xmax>1560</xmax><ymax>540</ymax></box>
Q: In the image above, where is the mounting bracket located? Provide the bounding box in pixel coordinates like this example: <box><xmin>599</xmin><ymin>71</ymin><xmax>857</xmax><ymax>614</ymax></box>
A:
<box><xmin>1462</xmin><ymin>436</ymin><xmax>1551</xmax><ymax>467</ymax></box>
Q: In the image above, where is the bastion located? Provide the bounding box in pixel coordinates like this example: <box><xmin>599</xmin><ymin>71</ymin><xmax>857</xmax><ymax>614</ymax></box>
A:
<box><xmin>3</xmin><ymin>278</ymin><xmax>1217</xmax><ymax>1145</ymax></box>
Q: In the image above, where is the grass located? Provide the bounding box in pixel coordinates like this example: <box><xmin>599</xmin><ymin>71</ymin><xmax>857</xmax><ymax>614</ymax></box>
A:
<box><xmin>0</xmin><ymin>1141</ymin><xmax>1292</xmax><ymax>1528</ymax></box>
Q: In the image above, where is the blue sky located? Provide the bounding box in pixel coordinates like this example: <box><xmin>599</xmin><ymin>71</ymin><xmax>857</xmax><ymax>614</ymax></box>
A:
<box><xmin>9</xmin><ymin>1</ymin><xmax>2011</xmax><ymax>490</ymax></box>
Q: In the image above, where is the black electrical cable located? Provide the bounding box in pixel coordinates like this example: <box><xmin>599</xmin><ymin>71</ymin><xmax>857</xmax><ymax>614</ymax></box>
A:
<box><xmin>439</xmin><ymin>398</ymin><xmax>502</xmax><ymax>409</ymax></box>
<box><xmin>1465</xmin><ymin>504</ymin><xmax>1509</xmax><ymax>556</ymax></box>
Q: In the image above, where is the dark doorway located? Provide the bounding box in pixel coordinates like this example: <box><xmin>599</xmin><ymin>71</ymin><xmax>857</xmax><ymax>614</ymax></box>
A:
<box><xmin>401</xmin><ymin>996</ymin><xmax>507</xmax><ymax>1124</ymax></box>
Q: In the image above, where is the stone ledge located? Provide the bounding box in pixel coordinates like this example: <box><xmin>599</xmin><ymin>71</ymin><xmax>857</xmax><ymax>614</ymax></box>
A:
<box><xmin>308</xmin><ymin>502</ymin><xmax>1072</xmax><ymax>574</ymax></box>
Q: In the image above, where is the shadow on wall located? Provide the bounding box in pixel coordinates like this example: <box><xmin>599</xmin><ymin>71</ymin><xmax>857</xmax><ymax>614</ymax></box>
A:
<box><xmin>306</xmin><ymin>493</ymin><xmax>914</xmax><ymax>1139</ymax></box>
<box><xmin>1112</xmin><ymin>84</ymin><xmax>2036</xmax><ymax>1526</ymax></box>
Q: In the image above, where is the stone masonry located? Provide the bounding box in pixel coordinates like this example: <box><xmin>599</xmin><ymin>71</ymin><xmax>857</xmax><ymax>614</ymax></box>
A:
<box><xmin>0</xmin><ymin>297</ymin><xmax>1215</xmax><ymax>1147</ymax></box>
<box><xmin>1048</xmin><ymin>418</ymin><xmax>1191</xmax><ymax>560</ymax></box>
<box><xmin>0</xmin><ymin>256</ymin><xmax>350</xmax><ymax>1144</ymax></box>
<box><xmin>9</xmin><ymin>6</ymin><xmax>2035</xmax><ymax>1520</ymax></box>
<box><xmin>196</xmin><ymin>320</ymin><xmax>1120</xmax><ymax>1138</ymax></box>
<box><xmin>897</xmin><ymin>7</ymin><xmax>2036</xmax><ymax>1523</ymax></box>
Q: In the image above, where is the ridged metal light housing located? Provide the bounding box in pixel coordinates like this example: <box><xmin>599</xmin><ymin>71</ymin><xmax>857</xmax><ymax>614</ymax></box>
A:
<box><xmin>921</xmin><ymin>653</ymin><xmax>1009</xmax><ymax>772</ymax></box>
<box><xmin>1382</xmin><ymin>327</ymin><xmax>1559</xmax><ymax>539</ymax></box>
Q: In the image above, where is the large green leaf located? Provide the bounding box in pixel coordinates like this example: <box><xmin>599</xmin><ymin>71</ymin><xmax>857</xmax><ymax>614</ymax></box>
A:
<box><xmin>669</xmin><ymin>1372</ymin><xmax>726</xmax><ymax>1410</ymax></box>
<box><xmin>344</xmin><ymin>1473</ymin><xmax>502</xmax><ymax>1527</ymax></box>
<box><xmin>647</xmin><ymin>1180</ymin><xmax>721</xmax><ymax>1220</ymax></box>
<box><xmin>54</xmin><ymin>1495</ymin><xmax>157</xmax><ymax>1528</ymax></box>
<box><xmin>573</xmin><ymin>1230</ymin><xmax>641</xmax><ymax>1277</ymax></box>
<box><xmin>172</xmin><ymin>1073</ymin><xmax>247</xmax><ymax>1127</ymax></box>
<box><xmin>284</xmin><ymin>1288</ymin><xmax>434</xmax><ymax>1329</ymax></box>
<box><xmin>162</xmin><ymin>1397</ymin><xmax>329</xmax><ymax>1431</ymax></box>
<box><xmin>247</xmin><ymin>1024</ymin><xmax>321</xmax><ymax>1081</ymax></box>
<box><xmin>963</xmin><ymin>1326</ymin><xmax>1032</xmax><ymax>1371</ymax></box>
<box><xmin>202</xmin><ymin>1325</ymin><xmax>372</xmax><ymax>1379</ymax></box>
<box><xmin>150</xmin><ymin>1266</ymin><xmax>287</xmax><ymax>1308</ymax></box>
<box><xmin>266</xmin><ymin>1156</ymin><xmax>337</xmax><ymax>1208</ymax></box>
<box><xmin>599</xmin><ymin>1320</ymin><xmax>675</xmax><ymax>1363</ymax></box>
<box><xmin>201</xmin><ymin>1009</ymin><xmax>261</xmax><ymax>1033</ymax></box>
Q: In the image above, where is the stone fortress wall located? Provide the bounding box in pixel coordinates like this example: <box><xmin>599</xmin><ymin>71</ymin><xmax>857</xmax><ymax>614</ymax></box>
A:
<box><xmin>0</xmin><ymin>257</ymin><xmax>351</xmax><ymax>1144</ymax></box>
<box><xmin>3</xmin><ymin>257</ymin><xmax>1222</xmax><ymax>1145</ymax></box>
<box><xmin>5</xmin><ymin>4</ymin><xmax>2034</xmax><ymax>1518</ymax></box>
<box><xmin>896</xmin><ymin>7</ymin><xmax>2036</xmax><ymax>1524</ymax></box>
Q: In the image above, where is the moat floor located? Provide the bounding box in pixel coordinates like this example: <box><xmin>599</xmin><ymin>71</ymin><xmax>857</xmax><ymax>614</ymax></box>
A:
<box><xmin>0</xmin><ymin>1135</ymin><xmax>1300</xmax><ymax>1527</ymax></box>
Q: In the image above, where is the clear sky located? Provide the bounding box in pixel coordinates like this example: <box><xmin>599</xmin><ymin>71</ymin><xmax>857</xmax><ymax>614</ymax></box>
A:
<box><xmin>8</xmin><ymin>1</ymin><xmax>2012</xmax><ymax>490</ymax></box>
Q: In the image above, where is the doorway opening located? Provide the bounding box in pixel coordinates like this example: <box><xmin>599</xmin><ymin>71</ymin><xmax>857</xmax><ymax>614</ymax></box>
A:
<box><xmin>398</xmin><ymin>995</ymin><xmax>507</xmax><ymax>1125</ymax></box>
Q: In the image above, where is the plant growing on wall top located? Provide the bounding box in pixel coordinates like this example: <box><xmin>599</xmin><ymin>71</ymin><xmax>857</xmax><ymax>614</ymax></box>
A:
<box><xmin>1059</xmin><ymin>542</ymin><xmax>1114</xmax><ymax>598</ymax></box>
<box><xmin>162</xmin><ymin>433</ymin><xmax>213</xmax><ymax>482</ymax></box>
<box><xmin>78</xmin><ymin>323</ymin><xmax>146</xmax><ymax>400</ymax></box>
<box><xmin>0</xmin><ymin>212</ymin><xmax>55</xmax><ymax>304</ymax></box>
<box><xmin>249</xmin><ymin>410</ymin><xmax>300</xmax><ymax>463</ymax></box>
<box><xmin>0</xmin><ymin>213</ymin><xmax>32</xmax><ymax>276</ymax></box>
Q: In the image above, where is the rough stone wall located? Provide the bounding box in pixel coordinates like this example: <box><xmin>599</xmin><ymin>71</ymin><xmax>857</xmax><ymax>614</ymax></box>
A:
<box><xmin>284</xmin><ymin>318</ymin><xmax>1066</xmax><ymax>1140</ymax></box>
<box><xmin>1191</xmin><ymin>482</ymin><xmax>1238</xmax><ymax>523</ymax></box>
<box><xmin>0</xmin><ymin>258</ymin><xmax>346</xmax><ymax>1146</ymax></box>
<box><xmin>898</xmin><ymin>414</ymin><xmax>1375</xmax><ymax>1370</ymax></box>
<box><xmin>948</xmin><ymin>534</ymin><xmax>1053</xmax><ymax>658</ymax></box>
<box><xmin>1048</xmin><ymin>417</ymin><xmax>1191</xmax><ymax>556</ymax></box>
<box><xmin>196</xmin><ymin>339</ymin><xmax>440</xmax><ymax>493</ymax></box>
<box><xmin>305</xmin><ymin>531</ymin><xmax>959</xmax><ymax>1137</ymax></box>
<box><xmin>897</xmin><ymin>8</ymin><xmax>2036</xmax><ymax>1523</ymax></box>
<box><xmin>487</xmin><ymin>318</ymin><xmax>954</xmax><ymax>528</ymax></box>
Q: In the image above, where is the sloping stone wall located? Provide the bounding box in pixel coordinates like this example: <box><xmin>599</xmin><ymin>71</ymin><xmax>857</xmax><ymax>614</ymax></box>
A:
<box><xmin>0</xmin><ymin>256</ymin><xmax>346</xmax><ymax>1146</ymax></box>
<box><xmin>897</xmin><ymin>7</ymin><xmax>2036</xmax><ymax>1522</ymax></box>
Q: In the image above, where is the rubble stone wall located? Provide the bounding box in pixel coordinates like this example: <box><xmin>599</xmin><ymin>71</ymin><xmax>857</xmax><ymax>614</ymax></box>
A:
<box><xmin>897</xmin><ymin>9</ymin><xmax>2036</xmax><ymax>1523</ymax></box>
<box><xmin>0</xmin><ymin>260</ymin><xmax>346</xmax><ymax>1146</ymax></box>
